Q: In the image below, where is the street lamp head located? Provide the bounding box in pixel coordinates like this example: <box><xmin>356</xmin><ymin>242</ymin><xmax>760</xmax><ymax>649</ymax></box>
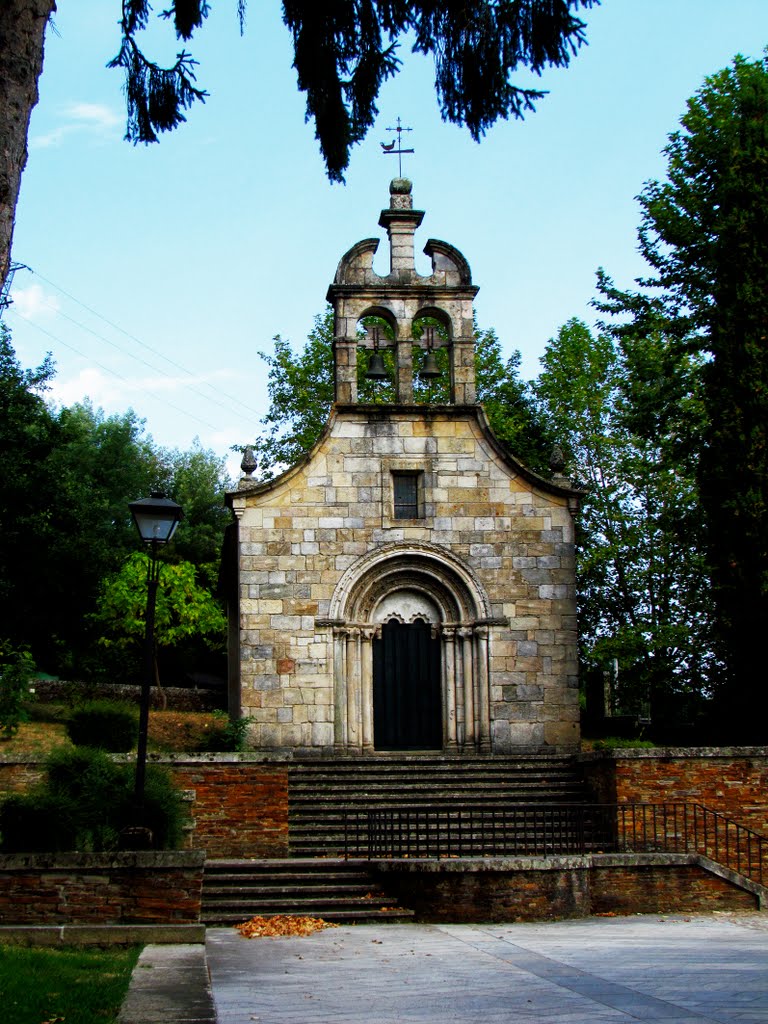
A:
<box><xmin>128</xmin><ymin>492</ymin><xmax>184</xmax><ymax>546</ymax></box>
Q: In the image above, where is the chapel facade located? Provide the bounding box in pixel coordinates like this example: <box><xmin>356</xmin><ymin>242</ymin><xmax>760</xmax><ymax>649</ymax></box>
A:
<box><xmin>224</xmin><ymin>179</ymin><xmax>581</xmax><ymax>755</ymax></box>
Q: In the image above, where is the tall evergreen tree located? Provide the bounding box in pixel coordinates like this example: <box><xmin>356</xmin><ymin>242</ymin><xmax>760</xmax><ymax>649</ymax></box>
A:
<box><xmin>601</xmin><ymin>53</ymin><xmax>768</xmax><ymax>739</ymax></box>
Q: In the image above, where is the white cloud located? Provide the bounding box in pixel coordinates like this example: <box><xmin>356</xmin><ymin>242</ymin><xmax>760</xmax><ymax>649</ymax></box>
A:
<box><xmin>66</xmin><ymin>102</ymin><xmax>121</xmax><ymax>130</ymax></box>
<box><xmin>48</xmin><ymin>367</ymin><xmax>133</xmax><ymax>411</ymax></box>
<box><xmin>11</xmin><ymin>283</ymin><xmax>60</xmax><ymax>320</ymax></box>
<box><xmin>31</xmin><ymin>102</ymin><xmax>121</xmax><ymax>149</ymax></box>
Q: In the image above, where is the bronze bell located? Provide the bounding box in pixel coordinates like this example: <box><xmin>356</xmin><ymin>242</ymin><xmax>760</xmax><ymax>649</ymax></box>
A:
<box><xmin>420</xmin><ymin>349</ymin><xmax>441</xmax><ymax>380</ymax></box>
<box><xmin>366</xmin><ymin>351</ymin><xmax>389</xmax><ymax>380</ymax></box>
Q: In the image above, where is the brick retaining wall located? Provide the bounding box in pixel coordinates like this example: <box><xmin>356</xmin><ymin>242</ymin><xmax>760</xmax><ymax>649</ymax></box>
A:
<box><xmin>3</xmin><ymin>750</ymin><xmax>767</xmax><ymax>860</ymax></box>
<box><xmin>374</xmin><ymin>855</ymin><xmax>759</xmax><ymax>923</ymax></box>
<box><xmin>580</xmin><ymin>748</ymin><xmax>768</xmax><ymax>835</ymax></box>
<box><xmin>0</xmin><ymin>852</ymin><xmax>204</xmax><ymax>926</ymax></box>
<box><xmin>169</xmin><ymin>757</ymin><xmax>290</xmax><ymax>858</ymax></box>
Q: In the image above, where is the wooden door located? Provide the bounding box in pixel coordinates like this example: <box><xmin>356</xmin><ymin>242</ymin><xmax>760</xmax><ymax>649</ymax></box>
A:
<box><xmin>373</xmin><ymin>620</ymin><xmax>441</xmax><ymax>750</ymax></box>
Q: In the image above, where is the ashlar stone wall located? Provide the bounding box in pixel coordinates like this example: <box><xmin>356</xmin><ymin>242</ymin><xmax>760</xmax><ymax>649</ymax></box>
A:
<box><xmin>228</xmin><ymin>402</ymin><xmax>580</xmax><ymax>755</ymax></box>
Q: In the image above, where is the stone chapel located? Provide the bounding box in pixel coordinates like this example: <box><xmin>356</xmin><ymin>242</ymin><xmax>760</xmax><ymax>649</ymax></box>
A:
<box><xmin>223</xmin><ymin>179</ymin><xmax>581</xmax><ymax>756</ymax></box>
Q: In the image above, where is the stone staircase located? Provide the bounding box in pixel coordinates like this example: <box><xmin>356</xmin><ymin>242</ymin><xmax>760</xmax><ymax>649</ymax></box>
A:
<box><xmin>288</xmin><ymin>755</ymin><xmax>592</xmax><ymax>857</ymax></box>
<box><xmin>201</xmin><ymin>859</ymin><xmax>414</xmax><ymax>925</ymax></box>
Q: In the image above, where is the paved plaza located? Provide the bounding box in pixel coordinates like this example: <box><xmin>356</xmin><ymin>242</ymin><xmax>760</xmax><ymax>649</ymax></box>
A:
<box><xmin>204</xmin><ymin>913</ymin><xmax>768</xmax><ymax>1024</ymax></box>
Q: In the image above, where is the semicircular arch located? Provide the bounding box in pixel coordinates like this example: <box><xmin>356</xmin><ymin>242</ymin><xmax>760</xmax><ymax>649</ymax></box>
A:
<box><xmin>329</xmin><ymin>542</ymin><xmax>491</xmax><ymax>625</ymax></box>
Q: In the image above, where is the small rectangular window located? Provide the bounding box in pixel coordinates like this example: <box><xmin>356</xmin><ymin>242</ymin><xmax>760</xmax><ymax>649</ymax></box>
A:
<box><xmin>393</xmin><ymin>472</ymin><xmax>421</xmax><ymax>519</ymax></box>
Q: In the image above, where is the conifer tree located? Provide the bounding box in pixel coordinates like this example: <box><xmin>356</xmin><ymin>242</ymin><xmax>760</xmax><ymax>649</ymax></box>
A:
<box><xmin>600</xmin><ymin>53</ymin><xmax>768</xmax><ymax>739</ymax></box>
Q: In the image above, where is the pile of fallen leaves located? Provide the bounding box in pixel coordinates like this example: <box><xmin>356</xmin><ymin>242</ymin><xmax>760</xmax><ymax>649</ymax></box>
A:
<box><xmin>235</xmin><ymin>915</ymin><xmax>339</xmax><ymax>938</ymax></box>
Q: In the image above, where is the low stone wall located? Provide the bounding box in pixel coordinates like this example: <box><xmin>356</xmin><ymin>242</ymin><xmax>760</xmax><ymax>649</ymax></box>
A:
<box><xmin>580</xmin><ymin>748</ymin><xmax>768</xmax><ymax>834</ymax></box>
<box><xmin>168</xmin><ymin>756</ymin><xmax>290</xmax><ymax>858</ymax></box>
<box><xmin>0</xmin><ymin>758</ymin><xmax>46</xmax><ymax>795</ymax></box>
<box><xmin>0</xmin><ymin>852</ymin><xmax>204</xmax><ymax>926</ymax></box>
<box><xmin>374</xmin><ymin>854</ymin><xmax>760</xmax><ymax>923</ymax></box>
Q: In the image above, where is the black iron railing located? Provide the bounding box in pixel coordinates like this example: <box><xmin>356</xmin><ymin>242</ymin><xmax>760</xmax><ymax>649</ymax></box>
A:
<box><xmin>342</xmin><ymin>802</ymin><xmax>767</xmax><ymax>887</ymax></box>
<box><xmin>615</xmin><ymin>802</ymin><xmax>766</xmax><ymax>886</ymax></box>
<box><xmin>343</xmin><ymin>804</ymin><xmax>615</xmax><ymax>860</ymax></box>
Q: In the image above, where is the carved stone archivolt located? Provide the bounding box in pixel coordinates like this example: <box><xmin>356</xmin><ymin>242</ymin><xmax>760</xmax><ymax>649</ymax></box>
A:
<box><xmin>325</xmin><ymin>543</ymin><xmax>496</xmax><ymax>754</ymax></box>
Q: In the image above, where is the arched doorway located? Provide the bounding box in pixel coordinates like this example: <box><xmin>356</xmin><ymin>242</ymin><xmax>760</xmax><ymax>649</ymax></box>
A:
<box><xmin>373</xmin><ymin>619</ymin><xmax>442</xmax><ymax>750</ymax></box>
<box><xmin>328</xmin><ymin>543</ymin><xmax>494</xmax><ymax>754</ymax></box>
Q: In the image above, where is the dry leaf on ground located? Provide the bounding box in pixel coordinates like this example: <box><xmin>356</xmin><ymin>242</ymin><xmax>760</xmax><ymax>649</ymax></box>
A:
<box><xmin>235</xmin><ymin>915</ymin><xmax>339</xmax><ymax>938</ymax></box>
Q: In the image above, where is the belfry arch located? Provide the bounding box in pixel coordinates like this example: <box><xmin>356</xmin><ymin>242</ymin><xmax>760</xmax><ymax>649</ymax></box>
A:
<box><xmin>327</xmin><ymin>544</ymin><xmax>495</xmax><ymax>753</ymax></box>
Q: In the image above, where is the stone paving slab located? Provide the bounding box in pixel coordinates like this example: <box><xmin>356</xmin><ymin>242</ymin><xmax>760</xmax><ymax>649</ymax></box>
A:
<box><xmin>205</xmin><ymin>913</ymin><xmax>768</xmax><ymax>1024</ymax></box>
<box><xmin>117</xmin><ymin>944</ymin><xmax>216</xmax><ymax>1024</ymax></box>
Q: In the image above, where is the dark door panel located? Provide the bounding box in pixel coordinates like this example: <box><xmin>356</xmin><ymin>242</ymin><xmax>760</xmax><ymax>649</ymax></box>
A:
<box><xmin>373</xmin><ymin>620</ymin><xmax>441</xmax><ymax>749</ymax></box>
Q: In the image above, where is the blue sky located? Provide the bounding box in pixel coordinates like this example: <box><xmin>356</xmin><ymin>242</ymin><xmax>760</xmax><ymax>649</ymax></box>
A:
<box><xmin>6</xmin><ymin>2</ymin><xmax>768</xmax><ymax>478</ymax></box>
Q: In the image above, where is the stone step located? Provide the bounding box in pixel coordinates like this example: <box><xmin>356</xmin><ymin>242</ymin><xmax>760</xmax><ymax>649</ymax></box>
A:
<box><xmin>204</xmin><ymin>884</ymin><xmax>375</xmax><ymax>897</ymax></box>
<box><xmin>289</xmin><ymin>788</ymin><xmax>585</xmax><ymax>806</ymax></box>
<box><xmin>201</xmin><ymin>858</ymin><xmax>415</xmax><ymax>926</ymax></box>
<box><xmin>201</xmin><ymin>907</ymin><xmax>414</xmax><ymax>925</ymax></box>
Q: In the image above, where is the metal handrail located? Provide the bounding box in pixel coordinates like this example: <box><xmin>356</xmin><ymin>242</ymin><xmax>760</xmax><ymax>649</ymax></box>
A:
<box><xmin>342</xmin><ymin>802</ymin><xmax>767</xmax><ymax>887</ymax></box>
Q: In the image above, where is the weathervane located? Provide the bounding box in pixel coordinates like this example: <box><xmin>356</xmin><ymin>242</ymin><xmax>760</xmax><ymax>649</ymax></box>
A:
<box><xmin>381</xmin><ymin>117</ymin><xmax>414</xmax><ymax>176</ymax></box>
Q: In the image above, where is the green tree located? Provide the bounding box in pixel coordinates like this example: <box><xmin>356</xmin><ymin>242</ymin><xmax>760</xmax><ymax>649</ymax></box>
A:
<box><xmin>600</xmin><ymin>53</ymin><xmax>768</xmax><ymax>739</ymax></box>
<box><xmin>248</xmin><ymin>309</ymin><xmax>551</xmax><ymax>478</ymax></box>
<box><xmin>36</xmin><ymin>402</ymin><xmax>163</xmax><ymax>674</ymax></box>
<box><xmin>0</xmin><ymin>326</ymin><xmax>58</xmax><ymax>657</ymax></box>
<box><xmin>0</xmin><ymin>328</ymin><xmax>231</xmax><ymax>680</ymax></box>
<box><xmin>0</xmin><ymin>640</ymin><xmax>36</xmax><ymax>739</ymax></box>
<box><xmin>159</xmin><ymin>439</ymin><xmax>233</xmax><ymax>569</ymax></box>
<box><xmin>535</xmin><ymin>318</ymin><xmax>711</xmax><ymax>730</ymax></box>
<box><xmin>92</xmin><ymin>552</ymin><xmax>226</xmax><ymax>688</ymax></box>
<box><xmin>1</xmin><ymin>0</ymin><xmax>598</xmax><ymax>288</ymax></box>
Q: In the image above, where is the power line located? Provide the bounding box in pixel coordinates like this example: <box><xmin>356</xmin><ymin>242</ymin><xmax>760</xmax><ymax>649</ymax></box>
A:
<box><xmin>8</xmin><ymin>309</ymin><xmax>222</xmax><ymax>433</ymax></box>
<box><xmin>26</xmin><ymin>269</ymin><xmax>267</xmax><ymax>421</ymax></box>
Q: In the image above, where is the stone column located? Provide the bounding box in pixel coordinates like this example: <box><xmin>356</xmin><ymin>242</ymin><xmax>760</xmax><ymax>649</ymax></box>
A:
<box><xmin>442</xmin><ymin>627</ymin><xmax>459</xmax><ymax>752</ymax></box>
<box><xmin>475</xmin><ymin>626</ymin><xmax>492</xmax><ymax>753</ymax></box>
<box><xmin>345</xmin><ymin>628</ymin><xmax>361</xmax><ymax>752</ymax></box>
<box><xmin>333</xmin><ymin>627</ymin><xmax>348</xmax><ymax>751</ymax></box>
<box><xmin>361</xmin><ymin>627</ymin><xmax>375</xmax><ymax>753</ymax></box>
<box><xmin>460</xmin><ymin>626</ymin><xmax>476</xmax><ymax>751</ymax></box>
<box><xmin>334</xmin><ymin>335</ymin><xmax>358</xmax><ymax>404</ymax></box>
<box><xmin>395</xmin><ymin>334</ymin><xmax>414</xmax><ymax>403</ymax></box>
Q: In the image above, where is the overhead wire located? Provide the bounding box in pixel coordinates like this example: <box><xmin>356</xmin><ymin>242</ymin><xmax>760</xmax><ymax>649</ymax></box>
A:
<box><xmin>18</xmin><ymin>268</ymin><xmax>268</xmax><ymax>421</ymax></box>
<box><xmin>7</xmin><ymin>308</ymin><xmax>222</xmax><ymax>433</ymax></box>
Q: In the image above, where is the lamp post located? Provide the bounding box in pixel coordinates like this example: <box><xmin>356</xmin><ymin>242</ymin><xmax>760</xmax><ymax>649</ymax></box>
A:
<box><xmin>127</xmin><ymin>492</ymin><xmax>183</xmax><ymax>841</ymax></box>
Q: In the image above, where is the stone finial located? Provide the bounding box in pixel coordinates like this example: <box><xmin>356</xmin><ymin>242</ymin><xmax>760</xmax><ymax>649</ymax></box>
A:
<box><xmin>389</xmin><ymin>178</ymin><xmax>413</xmax><ymax>210</ymax></box>
<box><xmin>549</xmin><ymin>444</ymin><xmax>567</xmax><ymax>476</ymax></box>
<box><xmin>240</xmin><ymin>446</ymin><xmax>257</xmax><ymax>478</ymax></box>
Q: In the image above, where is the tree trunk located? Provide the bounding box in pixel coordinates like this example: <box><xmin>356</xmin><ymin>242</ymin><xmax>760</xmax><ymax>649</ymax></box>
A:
<box><xmin>0</xmin><ymin>0</ymin><xmax>56</xmax><ymax>293</ymax></box>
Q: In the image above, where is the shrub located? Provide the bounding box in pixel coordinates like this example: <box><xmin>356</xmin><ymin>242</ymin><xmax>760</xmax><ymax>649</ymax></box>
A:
<box><xmin>0</xmin><ymin>791</ymin><xmax>79</xmax><ymax>853</ymax></box>
<box><xmin>199</xmin><ymin>710</ymin><xmax>249</xmax><ymax>752</ymax></box>
<box><xmin>66</xmin><ymin>700</ymin><xmax>138</xmax><ymax>751</ymax></box>
<box><xmin>0</xmin><ymin>640</ymin><xmax>36</xmax><ymax>738</ymax></box>
<box><xmin>591</xmin><ymin>736</ymin><xmax>656</xmax><ymax>751</ymax></box>
<box><xmin>0</xmin><ymin>747</ymin><xmax>186</xmax><ymax>852</ymax></box>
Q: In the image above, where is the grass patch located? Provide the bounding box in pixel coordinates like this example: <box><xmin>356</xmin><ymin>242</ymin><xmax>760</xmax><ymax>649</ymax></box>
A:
<box><xmin>0</xmin><ymin>712</ymin><xmax>225</xmax><ymax>758</ymax></box>
<box><xmin>0</xmin><ymin>721</ymin><xmax>72</xmax><ymax>758</ymax></box>
<box><xmin>0</xmin><ymin>943</ymin><xmax>140</xmax><ymax>1024</ymax></box>
<box><xmin>582</xmin><ymin>736</ymin><xmax>656</xmax><ymax>751</ymax></box>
